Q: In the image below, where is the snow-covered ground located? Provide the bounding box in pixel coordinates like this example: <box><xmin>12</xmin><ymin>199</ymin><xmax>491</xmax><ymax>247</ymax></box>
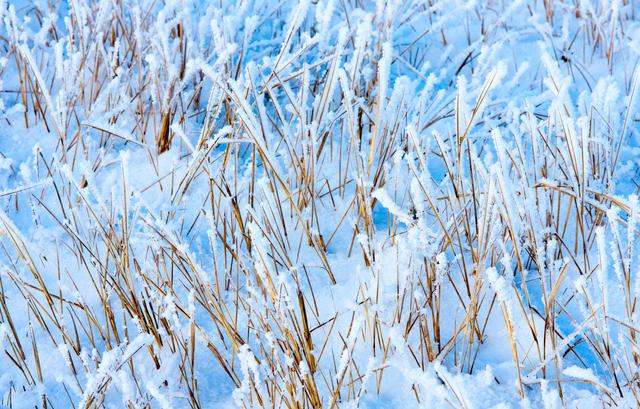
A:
<box><xmin>1</xmin><ymin>0</ymin><xmax>640</xmax><ymax>407</ymax></box>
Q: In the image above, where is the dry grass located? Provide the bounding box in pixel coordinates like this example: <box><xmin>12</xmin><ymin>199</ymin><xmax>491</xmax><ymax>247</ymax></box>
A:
<box><xmin>0</xmin><ymin>0</ymin><xmax>639</xmax><ymax>408</ymax></box>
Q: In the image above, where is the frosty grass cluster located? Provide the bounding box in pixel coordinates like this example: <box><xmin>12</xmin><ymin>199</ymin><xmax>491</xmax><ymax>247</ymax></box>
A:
<box><xmin>1</xmin><ymin>0</ymin><xmax>640</xmax><ymax>407</ymax></box>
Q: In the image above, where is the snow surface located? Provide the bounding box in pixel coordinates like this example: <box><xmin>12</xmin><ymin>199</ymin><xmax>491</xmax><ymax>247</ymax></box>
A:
<box><xmin>0</xmin><ymin>0</ymin><xmax>639</xmax><ymax>408</ymax></box>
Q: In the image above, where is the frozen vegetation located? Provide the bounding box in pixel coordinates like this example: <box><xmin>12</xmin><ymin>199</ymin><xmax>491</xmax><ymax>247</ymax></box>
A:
<box><xmin>0</xmin><ymin>0</ymin><xmax>640</xmax><ymax>407</ymax></box>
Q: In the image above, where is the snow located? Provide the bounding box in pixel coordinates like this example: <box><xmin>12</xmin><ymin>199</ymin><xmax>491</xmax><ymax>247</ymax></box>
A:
<box><xmin>0</xmin><ymin>0</ymin><xmax>640</xmax><ymax>408</ymax></box>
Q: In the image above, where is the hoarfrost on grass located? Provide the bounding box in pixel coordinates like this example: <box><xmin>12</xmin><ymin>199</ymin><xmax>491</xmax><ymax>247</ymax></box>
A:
<box><xmin>0</xmin><ymin>0</ymin><xmax>639</xmax><ymax>408</ymax></box>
